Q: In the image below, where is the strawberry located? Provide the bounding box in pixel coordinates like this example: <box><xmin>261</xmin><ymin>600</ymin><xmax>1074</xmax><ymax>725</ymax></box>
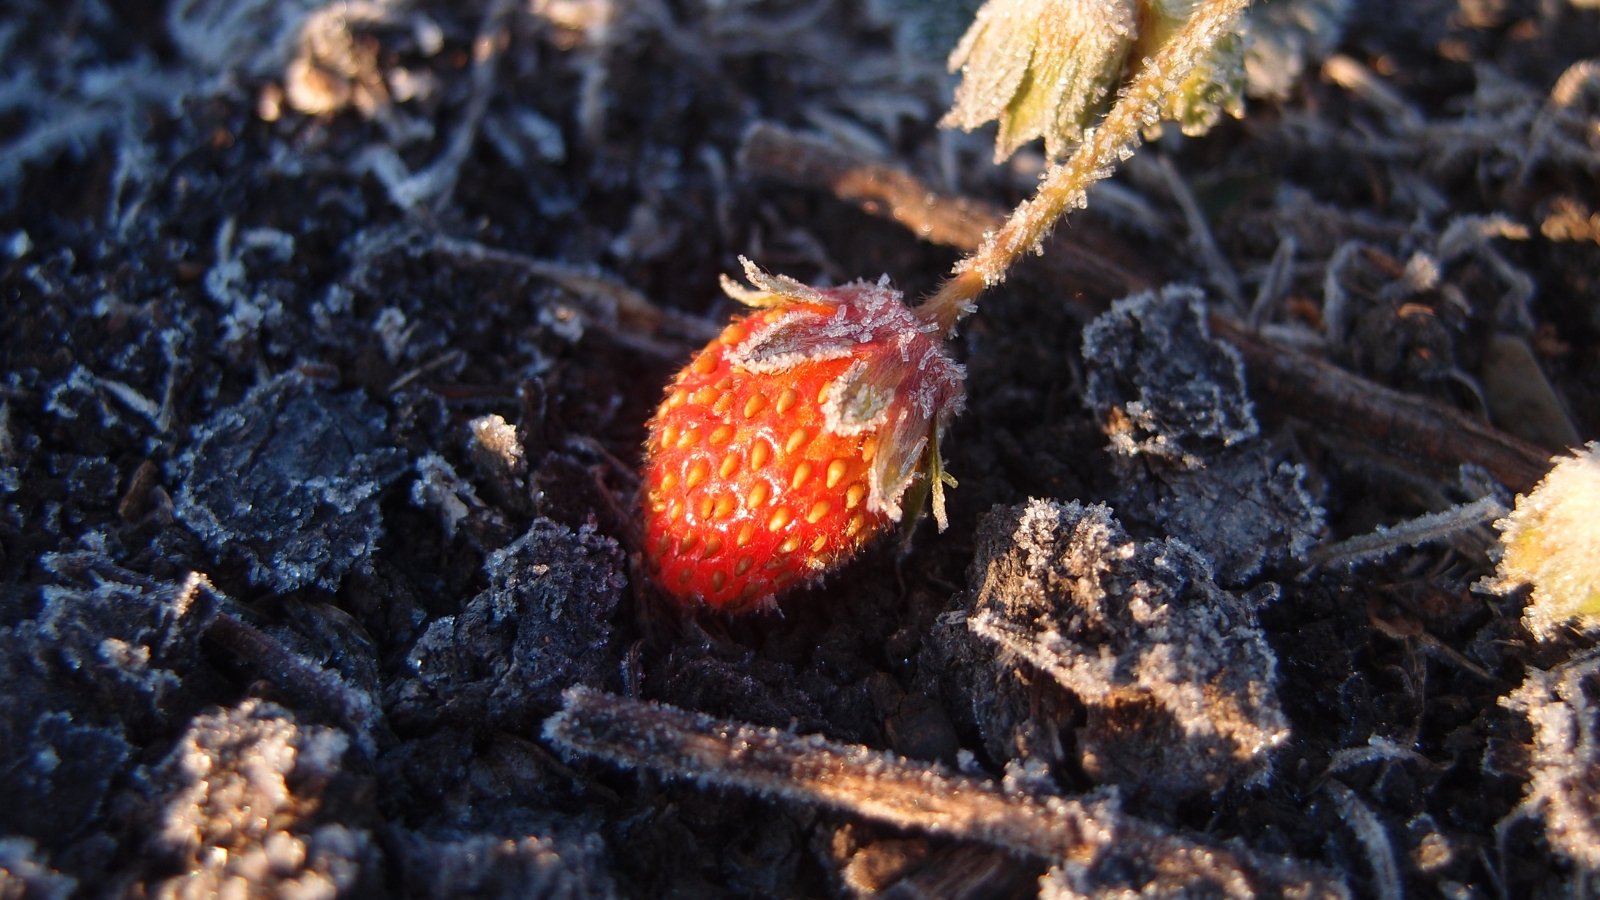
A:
<box><xmin>642</xmin><ymin>259</ymin><xmax>965</xmax><ymax>612</ymax></box>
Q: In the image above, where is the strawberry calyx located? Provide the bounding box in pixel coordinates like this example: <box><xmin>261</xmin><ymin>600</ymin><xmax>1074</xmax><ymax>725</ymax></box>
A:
<box><xmin>723</xmin><ymin>259</ymin><xmax>965</xmax><ymax>525</ymax></box>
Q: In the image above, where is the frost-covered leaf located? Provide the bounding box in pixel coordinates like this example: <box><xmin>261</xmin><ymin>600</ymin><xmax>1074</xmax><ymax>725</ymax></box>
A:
<box><xmin>1136</xmin><ymin>1</ymin><xmax>1247</xmax><ymax>137</ymax></box>
<box><xmin>725</xmin><ymin>308</ymin><xmax>859</xmax><ymax>374</ymax></box>
<box><xmin>942</xmin><ymin>0</ymin><xmax>1250</xmax><ymax>160</ymax></box>
<box><xmin>942</xmin><ymin>0</ymin><xmax>1137</xmax><ymax>162</ymax></box>
<box><xmin>1244</xmin><ymin>0</ymin><xmax>1351</xmax><ymax>100</ymax></box>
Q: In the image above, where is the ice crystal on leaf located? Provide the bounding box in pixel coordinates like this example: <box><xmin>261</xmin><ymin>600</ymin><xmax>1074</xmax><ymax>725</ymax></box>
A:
<box><xmin>943</xmin><ymin>0</ymin><xmax>1138</xmax><ymax>162</ymax></box>
<box><xmin>1486</xmin><ymin>443</ymin><xmax>1600</xmax><ymax>642</ymax></box>
<box><xmin>1136</xmin><ymin>0</ymin><xmax>1248</xmax><ymax>137</ymax></box>
<box><xmin>720</xmin><ymin>259</ymin><xmax>967</xmax><ymax>529</ymax></box>
<box><xmin>942</xmin><ymin>0</ymin><xmax>1249</xmax><ymax>162</ymax></box>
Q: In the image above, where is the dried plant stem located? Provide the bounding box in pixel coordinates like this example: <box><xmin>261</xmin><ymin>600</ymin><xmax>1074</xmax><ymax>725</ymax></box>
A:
<box><xmin>738</xmin><ymin>122</ymin><xmax>1151</xmax><ymax>298</ymax></box>
<box><xmin>738</xmin><ymin>122</ymin><xmax>1007</xmax><ymax>251</ymax></box>
<box><xmin>918</xmin><ymin>0</ymin><xmax>1252</xmax><ymax>334</ymax></box>
<box><xmin>1209</xmin><ymin>317</ymin><xmax>1552</xmax><ymax>492</ymax></box>
<box><xmin>206</xmin><ymin>611</ymin><xmax>380</xmax><ymax>752</ymax></box>
<box><xmin>545</xmin><ymin>687</ymin><xmax>1348</xmax><ymax>897</ymax></box>
<box><xmin>1309</xmin><ymin>494</ymin><xmax>1509</xmax><ymax>567</ymax></box>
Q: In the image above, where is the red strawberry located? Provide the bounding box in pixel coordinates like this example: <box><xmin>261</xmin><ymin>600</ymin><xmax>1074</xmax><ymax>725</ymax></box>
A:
<box><xmin>642</xmin><ymin>259</ymin><xmax>965</xmax><ymax>612</ymax></box>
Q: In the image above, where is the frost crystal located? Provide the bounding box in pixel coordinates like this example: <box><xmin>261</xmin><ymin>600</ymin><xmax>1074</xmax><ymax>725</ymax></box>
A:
<box><xmin>820</xmin><ymin>360</ymin><xmax>893</xmax><ymax>436</ymax></box>
<box><xmin>394</xmin><ymin>519</ymin><xmax>626</xmax><ymax>729</ymax></box>
<box><xmin>134</xmin><ymin>699</ymin><xmax>379</xmax><ymax>896</ymax></box>
<box><xmin>1083</xmin><ymin>286</ymin><xmax>1323</xmax><ymax>583</ymax></box>
<box><xmin>1486</xmin><ymin>443</ymin><xmax>1600</xmax><ymax>642</ymax></box>
<box><xmin>410</xmin><ymin>453</ymin><xmax>479</xmax><ymax>539</ymax></box>
<box><xmin>172</xmin><ymin>371</ymin><xmax>407</xmax><ymax>593</ymax></box>
<box><xmin>1135</xmin><ymin>0</ymin><xmax>1248</xmax><ymax>137</ymax></box>
<box><xmin>966</xmin><ymin>499</ymin><xmax>1290</xmax><ymax>793</ymax></box>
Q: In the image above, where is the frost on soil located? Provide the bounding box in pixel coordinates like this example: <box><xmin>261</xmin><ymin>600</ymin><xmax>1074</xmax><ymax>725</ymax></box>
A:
<box><xmin>0</xmin><ymin>557</ymin><xmax>221</xmax><ymax>862</ymax></box>
<box><xmin>0</xmin><ymin>0</ymin><xmax>1594</xmax><ymax>894</ymax></box>
<box><xmin>0</xmin><ymin>838</ymin><xmax>76</xmax><ymax>899</ymax></box>
<box><xmin>171</xmin><ymin>370</ymin><xmax>407</xmax><ymax>593</ymax></box>
<box><xmin>1083</xmin><ymin>285</ymin><xmax>1324</xmax><ymax>583</ymax></box>
<box><xmin>130</xmin><ymin>698</ymin><xmax>380</xmax><ymax>897</ymax></box>
<box><xmin>960</xmin><ymin>498</ymin><xmax>1290</xmax><ymax>794</ymax></box>
<box><xmin>390</xmin><ymin>828</ymin><xmax>619</xmax><ymax>900</ymax></box>
<box><xmin>393</xmin><ymin>518</ymin><xmax>627</xmax><ymax>730</ymax></box>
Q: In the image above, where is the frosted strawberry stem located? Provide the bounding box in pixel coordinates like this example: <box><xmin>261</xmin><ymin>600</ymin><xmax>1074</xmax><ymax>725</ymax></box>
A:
<box><xmin>917</xmin><ymin>0</ymin><xmax>1253</xmax><ymax>336</ymax></box>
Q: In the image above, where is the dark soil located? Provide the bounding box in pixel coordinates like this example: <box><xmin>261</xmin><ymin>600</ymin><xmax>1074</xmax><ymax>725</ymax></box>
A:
<box><xmin>2</xmin><ymin>0</ymin><xmax>1598</xmax><ymax>896</ymax></box>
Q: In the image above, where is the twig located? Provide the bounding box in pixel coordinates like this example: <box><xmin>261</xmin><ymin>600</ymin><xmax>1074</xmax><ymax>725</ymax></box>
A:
<box><xmin>1309</xmin><ymin>494</ymin><xmax>1508</xmax><ymax>567</ymax></box>
<box><xmin>1325</xmin><ymin>781</ymin><xmax>1404</xmax><ymax>900</ymax></box>
<box><xmin>1209</xmin><ymin>316</ymin><xmax>1552</xmax><ymax>492</ymax></box>
<box><xmin>1152</xmin><ymin>153</ymin><xmax>1244</xmax><ymax>308</ymax></box>
<box><xmin>1247</xmin><ymin>234</ymin><xmax>1297</xmax><ymax>327</ymax></box>
<box><xmin>347</xmin><ymin>225</ymin><xmax>716</xmax><ymax>344</ymax></box>
<box><xmin>739</xmin><ymin>122</ymin><xmax>1006</xmax><ymax>251</ymax></box>
<box><xmin>206</xmin><ymin>612</ymin><xmax>381</xmax><ymax>754</ymax></box>
<box><xmin>1322</xmin><ymin>55</ymin><xmax>1422</xmax><ymax>128</ymax></box>
<box><xmin>738</xmin><ymin>123</ymin><xmax>1152</xmax><ymax>299</ymax></box>
<box><xmin>544</xmin><ymin>687</ymin><xmax>1347</xmax><ymax>897</ymax></box>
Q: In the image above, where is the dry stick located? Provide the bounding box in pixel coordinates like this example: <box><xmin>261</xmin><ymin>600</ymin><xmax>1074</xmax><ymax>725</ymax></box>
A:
<box><xmin>206</xmin><ymin>611</ymin><xmax>380</xmax><ymax>752</ymax></box>
<box><xmin>917</xmin><ymin>0</ymin><xmax>1253</xmax><ymax>334</ymax></box>
<box><xmin>738</xmin><ymin>123</ymin><xmax>1005</xmax><ymax>252</ymax></box>
<box><xmin>1209</xmin><ymin>318</ymin><xmax>1550</xmax><ymax>492</ymax></box>
<box><xmin>737</xmin><ymin>123</ymin><xmax>1151</xmax><ymax>299</ymax></box>
<box><xmin>1308</xmin><ymin>495</ymin><xmax>1509</xmax><ymax>568</ymax></box>
<box><xmin>739</xmin><ymin>130</ymin><xmax>1554</xmax><ymax>495</ymax></box>
<box><xmin>545</xmin><ymin>687</ymin><xmax>1348</xmax><ymax>897</ymax></box>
